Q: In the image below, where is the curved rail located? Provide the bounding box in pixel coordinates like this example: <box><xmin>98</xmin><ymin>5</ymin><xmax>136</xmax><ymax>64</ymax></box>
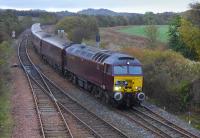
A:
<box><xmin>18</xmin><ymin>37</ymin><xmax>73</xmax><ymax>138</ymax></box>
<box><xmin>113</xmin><ymin>104</ymin><xmax>199</xmax><ymax>138</ymax></box>
<box><xmin>138</xmin><ymin>104</ymin><xmax>199</xmax><ymax>138</ymax></box>
<box><xmin>114</xmin><ymin>109</ymin><xmax>169</xmax><ymax>138</ymax></box>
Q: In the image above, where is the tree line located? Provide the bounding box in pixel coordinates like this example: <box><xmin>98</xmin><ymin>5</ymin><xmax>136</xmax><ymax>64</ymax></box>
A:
<box><xmin>0</xmin><ymin>10</ymin><xmax>58</xmax><ymax>43</ymax></box>
<box><xmin>95</xmin><ymin>12</ymin><xmax>176</xmax><ymax>27</ymax></box>
<box><xmin>0</xmin><ymin>9</ymin><xmax>177</xmax><ymax>27</ymax></box>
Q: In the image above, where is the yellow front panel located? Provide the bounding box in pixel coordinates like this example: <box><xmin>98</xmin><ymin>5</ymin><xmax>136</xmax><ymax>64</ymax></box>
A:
<box><xmin>113</xmin><ymin>76</ymin><xmax>143</xmax><ymax>93</ymax></box>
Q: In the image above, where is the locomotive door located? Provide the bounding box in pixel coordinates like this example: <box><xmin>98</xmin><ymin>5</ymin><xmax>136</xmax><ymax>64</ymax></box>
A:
<box><xmin>103</xmin><ymin>63</ymin><xmax>107</xmax><ymax>90</ymax></box>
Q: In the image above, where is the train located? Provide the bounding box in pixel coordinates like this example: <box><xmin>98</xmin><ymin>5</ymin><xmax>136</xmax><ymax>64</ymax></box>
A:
<box><xmin>31</xmin><ymin>23</ymin><xmax>145</xmax><ymax>107</ymax></box>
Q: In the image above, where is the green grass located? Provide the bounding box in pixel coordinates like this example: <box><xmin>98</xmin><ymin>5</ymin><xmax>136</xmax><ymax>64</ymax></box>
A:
<box><xmin>0</xmin><ymin>41</ymin><xmax>13</xmax><ymax>138</ymax></box>
<box><xmin>117</xmin><ymin>25</ymin><xmax>169</xmax><ymax>43</ymax></box>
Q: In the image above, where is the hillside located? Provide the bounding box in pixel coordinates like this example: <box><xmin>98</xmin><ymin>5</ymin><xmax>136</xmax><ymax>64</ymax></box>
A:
<box><xmin>77</xmin><ymin>8</ymin><xmax>140</xmax><ymax>16</ymax></box>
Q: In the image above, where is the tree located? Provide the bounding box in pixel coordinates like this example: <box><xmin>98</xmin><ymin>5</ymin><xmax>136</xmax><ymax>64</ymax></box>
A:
<box><xmin>144</xmin><ymin>12</ymin><xmax>155</xmax><ymax>25</ymax></box>
<box><xmin>145</xmin><ymin>25</ymin><xmax>159</xmax><ymax>47</ymax></box>
<box><xmin>0</xmin><ymin>10</ymin><xmax>21</xmax><ymax>42</ymax></box>
<box><xmin>39</xmin><ymin>13</ymin><xmax>57</xmax><ymax>25</ymax></box>
<box><xmin>168</xmin><ymin>16</ymin><xmax>199</xmax><ymax>60</ymax></box>
<box><xmin>144</xmin><ymin>12</ymin><xmax>158</xmax><ymax>47</ymax></box>
<box><xmin>188</xmin><ymin>2</ymin><xmax>200</xmax><ymax>27</ymax></box>
<box><xmin>179</xmin><ymin>18</ymin><xmax>200</xmax><ymax>59</ymax></box>
<box><xmin>20</xmin><ymin>16</ymin><xmax>33</xmax><ymax>30</ymax></box>
<box><xmin>56</xmin><ymin>16</ymin><xmax>99</xmax><ymax>43</ymax></box>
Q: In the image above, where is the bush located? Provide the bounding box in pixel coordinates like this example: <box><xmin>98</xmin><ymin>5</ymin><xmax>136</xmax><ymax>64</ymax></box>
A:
<box><xmin>56</xmin><ymin>16</ymin><xmax>99</xmax><ymax>43</ymax></box>
<box><xmin>123</xmin><ymin>47</ymin><xmax>200</xmax><ymax>112</ymax></box>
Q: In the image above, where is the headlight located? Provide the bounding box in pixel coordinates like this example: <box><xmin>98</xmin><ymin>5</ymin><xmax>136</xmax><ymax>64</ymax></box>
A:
<box><xmin>114</xmin><ymin>86</ymin><xmax>121</xmax><ymax>91</ymax></box>
<box><xmin>135</xmin><ymin>86</ymin><xmax>142</xmax><ymax>91</ymax></box>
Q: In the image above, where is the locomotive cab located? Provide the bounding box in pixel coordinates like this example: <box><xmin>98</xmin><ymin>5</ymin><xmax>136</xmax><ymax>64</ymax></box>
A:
<box><xmin>103</xmin><ymin>54</ymin><xmax>145</xmax><ymax>106</ymax></box>
<box><xmin>113</xmin><ymin>64</ymin><xmax>145</xmax><ymax>102</ymax></box>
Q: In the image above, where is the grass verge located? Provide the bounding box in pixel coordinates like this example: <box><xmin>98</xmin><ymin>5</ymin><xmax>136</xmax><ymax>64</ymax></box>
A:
<box><xmin>0</xmin><ymin>41</ymin><xmax>13</xmax><ymax>138</ymax></box>
<box><xmin>117</xmin><ymin>25</ymin><xmax>169</xmax><ymax>43</ymax></box>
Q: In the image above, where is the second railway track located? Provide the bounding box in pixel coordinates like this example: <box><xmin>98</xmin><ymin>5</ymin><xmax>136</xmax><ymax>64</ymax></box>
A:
<box><xmin>18</xmin><ymin>37</ymin><xmax>72</xmax><ymax>138</ymax></box>
<box><xmin>115</xmin><ymin>105</ymin><xmax>199</xmax><ymax>138</ymax></box>
<box><xmin>18</xmin><ymin>35</ymin><xmax>128</xmax><ymax>138</ymax></box>
<box><xmin>133</xmin><ymin>105</ymin><xmax>199</xmax><ymax>138</ymax></box>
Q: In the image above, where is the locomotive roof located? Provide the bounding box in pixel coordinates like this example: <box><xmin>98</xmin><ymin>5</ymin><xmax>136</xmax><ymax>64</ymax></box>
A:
<box><xmin>104</xmin><ymin>53</ymin><xmax>141</xmax><ymax>65</ymax></box>
<box><xmin>66</xmin><ymin>44</ymin><xmax>112</xmax><ymax>61</ymax></box>
<box><xmin>66</xmin><ymin>44</ymin><xmax>141</xmax><ymax>65</ymax></box>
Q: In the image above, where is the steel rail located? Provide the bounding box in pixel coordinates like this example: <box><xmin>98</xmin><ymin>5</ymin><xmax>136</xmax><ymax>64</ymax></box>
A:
<box><xmin>18</xmin><ymin>38</ymin><xmax>46</xmax><ymax>138</ymax></box>
<box><xmin>114</xmin><ymin>109</ymin><xmax>170</xmax><ymax>138</ymax></box>
<box><xmin>39</xmin><ymin>69</ymin><xmax>128</xmax><ymax>138</ymax></box>
<box><xmin>18</xmin><ymin>37</ymin><xmax>72</xmax><ymax>138</ymax></box>
<box><xmin>140</xmin><ymin>104</ymin><xmax>199</xmax><ymax>138</ymax></box>
<box><xmin>24</xmin><ymin>38</ymin><xmax>74</xmax><ymax>138</ymax></box>
<box><xmin>29</xmin><ymin>72</ymin><xmax>102</xmax><ymax>138</ymax></box>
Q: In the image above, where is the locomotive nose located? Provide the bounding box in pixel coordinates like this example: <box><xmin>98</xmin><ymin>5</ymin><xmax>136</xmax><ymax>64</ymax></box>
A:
<box><xmin>136</xmin><ymin>92</ymin><xmax>145</xmax><ymax>101</ymax></box>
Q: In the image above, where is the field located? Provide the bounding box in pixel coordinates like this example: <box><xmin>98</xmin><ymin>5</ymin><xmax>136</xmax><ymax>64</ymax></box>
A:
<box><xmin>117</xmin><ymin>25</ymin><xmax>169</xmax><ymax>43</ymax></box>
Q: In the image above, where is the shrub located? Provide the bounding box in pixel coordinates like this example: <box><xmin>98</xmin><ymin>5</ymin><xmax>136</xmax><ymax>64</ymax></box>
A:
<box><xmin>123</xmin><ymin>47</ymin><xmax>200</xmax><ymax>112</ymax></box>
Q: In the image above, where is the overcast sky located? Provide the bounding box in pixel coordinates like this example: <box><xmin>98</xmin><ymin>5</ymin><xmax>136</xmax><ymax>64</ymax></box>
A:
<box><xmin>0</xmin><ymin>0</ymin><xmax>198</xmax><ymax>13</ymax></box>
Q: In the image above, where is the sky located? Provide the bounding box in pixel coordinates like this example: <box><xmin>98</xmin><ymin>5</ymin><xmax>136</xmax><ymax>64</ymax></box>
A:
<box><xmin>0</xmin><ymin>0</ymin><xmax>198</xmax><ymax>13</ymax></box>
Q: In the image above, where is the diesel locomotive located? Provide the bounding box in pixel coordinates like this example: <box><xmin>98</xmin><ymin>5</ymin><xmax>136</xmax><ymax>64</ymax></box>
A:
<box><xmin>31</xmin><ymin>23</ymin><xmax>145</xmax><ymax>107</ymax></box>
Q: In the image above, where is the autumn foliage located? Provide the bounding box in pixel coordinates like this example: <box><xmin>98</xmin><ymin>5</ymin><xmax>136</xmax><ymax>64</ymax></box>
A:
<box><xmin>123</xmin><ymin>47</ymin><xmax>200</xmax><ymax>112</ymax></box>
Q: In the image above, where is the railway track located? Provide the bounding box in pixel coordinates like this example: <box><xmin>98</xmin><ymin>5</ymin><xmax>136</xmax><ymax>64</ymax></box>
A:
<box><xmin>40</xmin><ymin>72</ymin><xmax>128</xmax><ymax>138</ymax></box>
<box><xmin>19</xmin><ymin>36</ymin><xmax>128</xmax><ymax>138</ymax></box>
<box><xmin>136</xmin><ymin>105</ymin><xmax>199</xmax><ymax>138</ymax></box>
<box><xmin>116</xmin><ymin>105</ymin><xmax>199</xmax><ymax>138</ymax></box>
<box><xmin>18</xmin><ymin>38</ymin><xmax>72</xmax><ymax>138</ymax></box>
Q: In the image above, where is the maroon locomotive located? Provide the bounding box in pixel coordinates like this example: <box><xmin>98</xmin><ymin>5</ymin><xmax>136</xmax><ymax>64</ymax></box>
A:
<box><xmin>31</xmin><ymin>23</ymin><xmax>145</xmax><ymax>107</ymax></box>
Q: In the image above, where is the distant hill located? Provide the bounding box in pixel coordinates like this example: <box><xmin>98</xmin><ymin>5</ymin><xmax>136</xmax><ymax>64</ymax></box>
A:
<box><xmin>77</xmin><ymin>8</ymin><xmax>141</xmax><ymax>16</ymax></box>
<box><xmin>56</xmin><ymin>11</ymin><xmax>76</xmax><ymax>17</ymax></box>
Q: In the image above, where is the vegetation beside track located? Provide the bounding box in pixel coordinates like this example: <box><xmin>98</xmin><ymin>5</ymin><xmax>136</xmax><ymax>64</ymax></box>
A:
<box><xmin>123</xmin><ymin>47</ymin><xmax>200</xmax><ymax>110</ymax></box>
<box><xmin>0</xmin><ymin>41</ymin><xmax>13</xmax><ymax>138</ymax></box>
<box><xmin>179</xmin><ymin>112</ymin><xmax>200</xmax><ymax>130</ymax></box>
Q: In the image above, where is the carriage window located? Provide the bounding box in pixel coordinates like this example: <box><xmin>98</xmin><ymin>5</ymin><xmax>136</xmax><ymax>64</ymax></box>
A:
<box><xmin>129</xmin><ymin>66</ymin><xmax>142</xmax><ymax>75</ymax></box>
<box><xmin>114</xmin><ymin>66</ymin><xmax>128</xmax><ymax>75</ymax></box>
